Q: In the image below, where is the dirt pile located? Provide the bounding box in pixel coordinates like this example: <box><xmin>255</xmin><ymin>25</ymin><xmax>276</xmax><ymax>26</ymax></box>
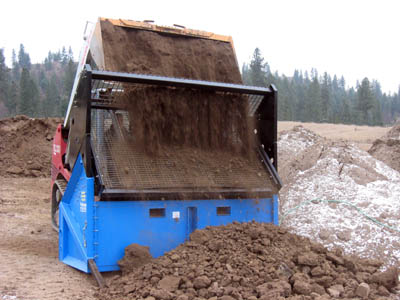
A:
<box><xmin>278</xmin><ymin>125</ymin><xmax>400</xmax><ymax>268</ymax></box>
<box><xmin>369</xmin><ymin>122</ymin><xmax>400</xmax><ymax>172</ymax></box>
<box><xmin>98</xmin><ymin>222</ymin><xmax>399</xmax><ymax>300</ymax></box>
<box><xmin>278</xmin><ymin>125</ymin><xmax>324</xmax><ymax>184</ymax></box>
<box><xmin>0</xmin><ymin>115</ymin><xmax>61</xmax><ymax>177</ymax></box>
<box><xmin>100</xmin><ymin>19</ymin><xmax>242</xmax><ymax>83</ymax></box>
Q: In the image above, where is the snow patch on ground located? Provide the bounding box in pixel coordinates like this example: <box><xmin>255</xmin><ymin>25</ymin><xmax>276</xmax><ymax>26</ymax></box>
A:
<box><xmin>279</xmin><ymin>126</ymin><xmax>400</xmax><ymax>268</ymax></box>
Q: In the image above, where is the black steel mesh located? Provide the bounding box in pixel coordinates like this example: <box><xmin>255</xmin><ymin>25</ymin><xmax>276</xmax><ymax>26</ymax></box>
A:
<box><xmin>90</xmin><ymin>80</ymin><xmax>273</xmax><ymax>191</ymax></box>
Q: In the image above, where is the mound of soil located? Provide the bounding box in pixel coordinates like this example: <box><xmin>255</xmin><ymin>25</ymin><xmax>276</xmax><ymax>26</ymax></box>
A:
<box><xmin>100</xmin><ymin>19</ymin><xmax>242</xmax><ymax>83</ymax></box>
<box><xmin>278</xmin><ymin>125</ymin><xmax>324</xmax><ymax>184</ymax></box>
<box><xmin>278</xmin><ymin>125</ymin><xmax>400</xmax><ymax>268</ymax></box>
<box><xmin>98</xmin><ymin>222</ymin><xmax>399</xmax><ymax>300</ymax></box>
<box><xmin>369</xmin><ymin>122</ymin><xmax>400</xmax><ymax>172</ymax></box>
<box><xmin>0</xmin><ymin>115</ymin><xmax>61</xmax><ymax>177</ymax></box>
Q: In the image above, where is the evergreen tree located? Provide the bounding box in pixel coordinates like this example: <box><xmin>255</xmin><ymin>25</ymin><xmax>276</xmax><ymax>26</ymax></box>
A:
<box><xmin>357</xmin><ymin>78</ymin><xmax>375</xmax><ymax>124</ymax></box>
<box><xmin>241</xmin><ymin>63</ymin><xmax>251</xmax><ymax>85</ymax></box>
<box><xmin>19</xmin><ymin>68</ymin><xmax>32</xmax><ymax>115</ymax></box>
<box><xmin>29</xmin><ymin>77</ymin><xmax>39</xmax><ymax>116</ymax></box>
<box><xmin>43</xmin><ymin>76</ymin><xmax>58</xmax><ymax>117</ymax></box>
<box><xmin>305</xmin><ymin>75</ymin><xmax>322</xmax><ymax>122</ymax></box>
<box><xmin>11</xmin><ymin>49</ymin><xmax>20</xmax><ymax>81</ymax></box>
<box><xmin>61</xmin><ymin>46</ymin><xmax>68</xmax><ymax>65</ymax></box>
<box><xmin>248</xmin><ymin>48</ymin><xmax>269</xmax><ymax>87</ymax></box>
<box><xmin>320</xmin><ymin>72</ymin><xmax>331</xmax><ymax>122</ymax></box>
<box><xmin>68</xmin><ymin>46</ymin><xmax>74</xmax><ymax>60</ymax></box>
<box><xmin>60</xmin><ymin>58</ymin><xmax>76</xmax><ymax>115</ymax></box>
<box><xmin>18</xmin><ymin>44</ymin><xmax>31</xmax><ymax>70</ymax></box>
<box><xmin>7</xmin><ymin>82</ymin><xmax>18</xmax><ymax>115</ymax></box>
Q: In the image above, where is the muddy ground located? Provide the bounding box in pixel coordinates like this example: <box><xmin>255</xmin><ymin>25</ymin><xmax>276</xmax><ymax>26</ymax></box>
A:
<box><xmin>0</xmin><ymin>177</ymin><xmax>97</xmax><ymax>300</ymax></box>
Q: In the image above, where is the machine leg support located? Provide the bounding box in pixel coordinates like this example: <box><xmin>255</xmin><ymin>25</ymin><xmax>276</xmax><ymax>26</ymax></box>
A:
<box><xmin>88</xmin><ymin>259</ymin><xmax>107</xmax><ymax>288</ymax></box>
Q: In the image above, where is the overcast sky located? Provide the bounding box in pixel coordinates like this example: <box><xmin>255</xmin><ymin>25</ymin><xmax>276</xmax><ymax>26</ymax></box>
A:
<box><xmin>1</xmin><ymin>0</ymin><xmax>399</xmax><ymax>93</ymax></box>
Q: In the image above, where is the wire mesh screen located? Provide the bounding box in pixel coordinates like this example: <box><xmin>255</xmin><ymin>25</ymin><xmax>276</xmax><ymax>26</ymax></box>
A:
<box><xmin>90</xmin><ymin>80</ymin><xmax>274</xmax><ymax>192</ymax></box>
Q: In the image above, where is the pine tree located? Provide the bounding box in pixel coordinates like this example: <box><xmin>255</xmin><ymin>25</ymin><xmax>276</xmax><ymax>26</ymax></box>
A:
<box><xmin>241</xmin><ymin>63</ymin><xmax>251</xmax><ymax>85</ymax></box>
<box><xmin>18</xmin><ymin>44</ymin><xmax>31</xmax><ymax>70</ymax></box>
<box><xmin>60</xmin><ymin>58</ymin><xmax>76</xmax><ymax>115</ymax></box>
<box><xmin>320</xmin><ymin>72</ymin><xmax>331</xmax><ymax>122</ymax></box>
<box><xmin>61</xmin><ymin>46</ymin><xmax>68</xmax><ymax>65</ymax></box>
<box><xmin>19</xmin><ymin>68</ymin><xmax>32</xmax><ymax>115</ymax></box>
<box><xmin>357</xmin><ymin>78</ymin><xmax>375</xmax><ymax>124</ymax></box>
<box><xmin>248</xmin><ymin>48</ymin><xmax>269</xmax><ymax>87</ymax></box>
<box><xmin>11</xmin><ymin>49</ymin><xmax>20</xmax><ymax>81</ymax></box>
<box><xmin>305</xmin><ymin>75</ymin><xmax>322</xmax><ymax>122</ymax></box>
<box><xmin>7</xmin><ymin>82</ymin><xmax>18</xmax><ymax>115</ymax></box>
<box><xmin>43</xmin><ymin>76</ymin><xmax>58</xmax><ymax>117</ymax></box>
<box><xmin>29</xmin><ymin>77</ymin><xmax>39</xmax><ymax>117</ymax></box>
<box><xmin>68</xmin><ymin>46</ymin><xmax>74</xmax><ymax>60</ymax></box>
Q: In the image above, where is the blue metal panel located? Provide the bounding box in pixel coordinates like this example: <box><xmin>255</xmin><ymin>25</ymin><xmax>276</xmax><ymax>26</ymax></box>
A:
<box><xmin>59</xmin><ymin>154</ymin><xmax>94</xmax><ymax>273</ymax></box>
<box><xmin>94</xmin><ymin>197</ymin><xmax>277</xmax><ymax>272</ymax></box>
<box><xmin>59</xmin><ymin>155</ymin><xmax>280</xmax><ymax>273</ymax></box>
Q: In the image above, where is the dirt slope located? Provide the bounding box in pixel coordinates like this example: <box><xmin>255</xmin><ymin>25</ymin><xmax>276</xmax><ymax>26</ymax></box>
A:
<box><xmin>369</xmin><ymin>122</ymin><xmax>400</xmax><ymax>172</ymax></box>
<box><xmin>0</xmin><ymin>115</ymin><xmax>61</xmax><ymax>177</ymax></box>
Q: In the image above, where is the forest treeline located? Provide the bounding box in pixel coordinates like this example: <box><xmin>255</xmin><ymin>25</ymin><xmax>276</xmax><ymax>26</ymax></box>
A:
<box><xmin>242</xmin><ymin>48</ymin><xmax>400</xmax><ymax>126</ymax></box>
<box><xmin>0</xmin><ymin>45</ymin><xmax>399</xmax><ymax>125</ymax></box>
<box><xmin>0</xmin><ymin>44</ymin><xmax>76</xmax><ymax>119</ymax></box>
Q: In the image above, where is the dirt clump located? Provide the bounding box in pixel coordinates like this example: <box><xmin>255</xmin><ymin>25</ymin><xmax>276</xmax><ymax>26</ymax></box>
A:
<box><xmin>369</xmin><ymin>122</ymin><xmax>400</xmax><ymax>172</ymax></box>
<box><xmin>118</xmin><ymin>244</ymin><xmax>153</xmax><ymax>273</ymax></box>
<box><xmin>97</xmin><ymin>222</ymin><xmax>399</xmax><ymax>300</ymax></box>
<box><xmin>0</xmin><ymin>115</ymin><xmax>61</xmax><ymax>177</ymax></box>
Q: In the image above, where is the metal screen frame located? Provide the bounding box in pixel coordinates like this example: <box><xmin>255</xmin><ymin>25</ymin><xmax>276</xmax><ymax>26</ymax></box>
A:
<box><xmin>68</xmin><ymin>65</ymin><xmax>280</xmax><ymax>200</ymax></box>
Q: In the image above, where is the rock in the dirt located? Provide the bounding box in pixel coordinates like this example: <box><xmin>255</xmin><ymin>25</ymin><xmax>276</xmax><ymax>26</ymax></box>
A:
<box><xmin>336</xmin><ymin>230</ymin><xmax>351</xmax><ymax>242</ymax></box>
<box><xmin>170</xmin><ymin>254</ymin><xmax>180</xmax><ymax>261</ymax></box>
<box><xmin>6</xmin><ymin>166</ymin><xmax>24</xmax><ymax>175</ymax></box>
<box><xmin>298</xmin><ymin>252</ymin><xmax>320</xmax><ymax>266</ymax></box>
<box><xmin>158</xmin><ymin>276</ymin><xmax>181</xmax><ymax>292</ymax></box>
<box><xmin>318</xmin><ymin>229</ymin><xmax>330</xmax><ymax>240</ymax></box>
<box><xmin>193</xmin><ymin>275</ymin><xmax>211</xmax><ymax>289</ymax></box>
<box><xmin>149</xmin><ymin>288</ymin><xmax>172</xmax><ymax>300</ymax></box>
<box><xmin>293</xmin><ymin>280</ymin><xmax>311</xmax><ymax>295</ymax></box>
<box><xmin>117</xmin><ymin>243</ymin><xmax>152</xmax><ymax>273</ymax></box>
<box><xmin>377</xmin><ymin>285</ymin><xmax>391</xmax><ymax>296</ymax></box>
<box><xmin>355</xmin><ymin>282</ymin><xmax>370</xmax><ymax>298</ymax></box>
<box><xmin>326</xmin><ymin>252</ymin><xmax>344</xmax><ymax>265</ymax></box>
<box><xmin>190</xmin><ymin>229</ymin><xmax>210</xmax><ymax>244</ymax></box>
<box><xmin>310</xmin><ymin>283</ymin><xmax>325</xmax><ymax>295</ymax></box>
<box><xmin>220</xmin><ymin>296</ymin><xmax>235</xmax><ymax>300</ymax></box>
<box><xmin>290</xmin><ymin>272</ymin><xmax>309</xmax><ymax>285</ymax></box>
<box><xmin>257</xmin><ymin>280</ymin><xmax>291</xmax><ymax>298</ymax></box>
<box><xmin>370</xmin><ymin>267</ymin><xmax>399</xmax><ymax>290</ymax></box>
<box><xmin>327</xmin><ymin>284</ymin><xmax>344</xmax><ymax>298</ymax></box>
